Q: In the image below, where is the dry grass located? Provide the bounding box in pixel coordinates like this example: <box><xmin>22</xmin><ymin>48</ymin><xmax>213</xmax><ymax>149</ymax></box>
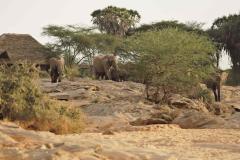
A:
<box><xmin>65</xmin><ymin>65</ymin><xmax>80</xmax><ymax>81</ymax></box>
<box><xmin>21</xmin><ymin>99</ymin><xmax>85</xmax><ymax>134</ymax></box>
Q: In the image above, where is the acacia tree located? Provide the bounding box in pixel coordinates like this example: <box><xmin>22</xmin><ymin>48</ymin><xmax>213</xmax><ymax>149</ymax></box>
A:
<box><xmin>126</xmin><ymin>28</ymin><xmax>216</xmax><ymax>100</ymax></box>
<box><xmin>42</xmin><ymin>25</ymin><xmax>92</xmax><ymax>66</ymax></box>
<box><xmin>128</xmin><ymin>20</ymin><xmax>224</xmax><ymax>67</ymax></box>
<box><xmin>209</xmin><ymin>13</ymin><xmax>240</xmax><ymax>71</ymax></box>
<box><xmin>91</xmin><ymin>6</ymin><xmax>141</xmax><ymax>37</ymax></box>
<box><xmin>132</xmin><ymin>20</ymin><xmax>206</xmax><ymax>35</ymax></box>
<box><xmin>42</xmin><ymin>25</ymin><xmax>123</xmax><ymax>66</ymax></box>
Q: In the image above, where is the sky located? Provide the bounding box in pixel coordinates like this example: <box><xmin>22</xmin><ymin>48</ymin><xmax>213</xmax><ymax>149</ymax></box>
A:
<box><xmin>0</xmin><ymin>0</ymin><xmax>239</xmax><ymax>69</ymax></box>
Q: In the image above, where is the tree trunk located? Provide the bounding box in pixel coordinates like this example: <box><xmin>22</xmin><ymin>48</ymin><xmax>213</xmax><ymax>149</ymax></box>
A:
<box><xmin>229</xmin><ymin>48</ymin><xmax>240</xmax><ymax>85</ymax></box>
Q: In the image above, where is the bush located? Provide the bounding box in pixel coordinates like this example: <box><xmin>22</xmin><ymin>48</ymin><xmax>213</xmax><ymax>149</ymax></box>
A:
<box><xmin>65</xmin><ymin>65</ymin><xmax>80</xmax><ymax>80</ymax></box>
<box><xmin>188</xmin><ymin>86</ymin><xmax>214</xmax><ymax>103</ymax></box>
<box><xmin>39</xmin><ymin>70</ymin><xmax>50</xmax><ymax>78</ymax></box>
<box><xmin>0</xmin><ymin>63</ymin><xmax>85</xmax><ymax>134</ymax></box>
<box><xmin>21</xmin><ymin>99</ymin><xmax>85</xmax><ymax>134</ymax></box>
<box><xmin>126</xmin><ymin>28</ymin><xmax>216</xmax><ymax>99</ymax></box>
<box><xmin>117</xmin><ymin>62</ymin><xmax>142</xmax><ymax>82</ymax></box>
<box><xmin>225</xmin><ymin>69</ymin><xmax>240</xmax><ymax>86</ymax></box>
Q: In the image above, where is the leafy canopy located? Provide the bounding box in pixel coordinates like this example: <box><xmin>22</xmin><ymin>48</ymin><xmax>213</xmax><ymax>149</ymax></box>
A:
<box><xmin>132</xmin><ymin>20</ymin><xmax>206</xmax><ymax>36</ymax></box>
<box><xmin>91</xmin><ymin>6</ymin><xmax>140</xmax><ymax>36</ymax></box>
<box><xmin>126</xmin><ymin>28</ymin><xmax>216</xmax><ymax>94</ymax></box>
<box><xmin>42</xmin><ymin>25</ymin><xmax>123</xmax><ymax>66</ymax></box>
<box><xmin>209</xmin><ymin>13</ymin><xmax>240</xmax><ymax>70</ymax></box>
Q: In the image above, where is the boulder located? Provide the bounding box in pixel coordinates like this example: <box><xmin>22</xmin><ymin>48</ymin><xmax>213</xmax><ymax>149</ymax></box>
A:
<box><xmin>168</xmin><ymin>94</ymin><xmax>209</xmax><ymax>113</ymax></box>
<box><xmin>172</xmin><ymin>110</ymin><xmax>226</xmax><ymax>129</ymax></box>
<box><xmin>209</xmin><ymin>102</ymin><xmax>235</xmax><ymax>116</ymax></box>
<box><xmin>48</xmin><ymin>92</ymin><xmax>70</xmax><ymax>101</ymax></box>
<box><xmin>130</xmin><ymin>118</ymin><xmax>168</xmax><ymax>126</ymax></box>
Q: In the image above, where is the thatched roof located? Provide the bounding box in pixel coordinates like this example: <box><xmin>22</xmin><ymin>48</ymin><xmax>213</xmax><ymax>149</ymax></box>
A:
<box><xmin>0</xmin><ymin>33</ymin><xmax>50</xmax><ymax>64</ymax></box>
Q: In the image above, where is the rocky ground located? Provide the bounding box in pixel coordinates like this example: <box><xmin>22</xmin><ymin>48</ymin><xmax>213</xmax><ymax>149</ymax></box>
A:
<box><xmin>0</xmin><ymin>78</ymin><xmax>240</xmax><ymax>160</ymax></box>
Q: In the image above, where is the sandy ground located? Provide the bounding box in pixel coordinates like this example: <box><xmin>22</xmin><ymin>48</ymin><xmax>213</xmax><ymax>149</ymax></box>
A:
<box><xmin>0</xmin><ymin>121</ymin><xmax>240</xmax><ymax>160</ymax></box>
<box><xmin>1</xmin><ymin>78</ymin><xmax>240</xmax><ymax>160</ymax></box>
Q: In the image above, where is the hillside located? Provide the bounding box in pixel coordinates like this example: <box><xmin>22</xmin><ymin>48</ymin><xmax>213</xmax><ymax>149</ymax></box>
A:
<box><xmin>0</xmin><ymin>78</ymin><xmax>240</xmax><ymax>160</ymax></box>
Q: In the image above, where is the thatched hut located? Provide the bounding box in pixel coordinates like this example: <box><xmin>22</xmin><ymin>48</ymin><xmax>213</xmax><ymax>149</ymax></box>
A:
<box><xmin>0</xmin><ymin>33</ymin><xmax>50</xmax><ymax>70</ymax></box>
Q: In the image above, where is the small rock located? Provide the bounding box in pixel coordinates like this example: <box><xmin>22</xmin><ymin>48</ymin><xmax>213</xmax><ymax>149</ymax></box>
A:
<box><xmin>49</xmin><ymin>92</ymin><xmax>70</xmax><ymax>101</ymax></box>
<box><xmin>94</xmin><ymin>144</ymin><xmax>103</xmax><ymax>153</ymax></box>
<box><xmin>46</xmin><ymin>143</ymin><xmax>54</xmax><ymax>149</ymax></box>
<box><xmin>40</xmin><ymin>144</ymin><xmax>47</xmax><ymax>150</ymax></box>
<box><xmin>102</xmin><ymin>130</ymin><xmax>114</xmax><ymax>135</ymax></box>
<box><xmin>40</xmin><ymin>143</ymin><xmax>54</xmax><ymax>150</ymax></box>
<box><xmin>130</xmin><ymin>118</ymin><xmax>168</xmax><ymax>126</ymax></box>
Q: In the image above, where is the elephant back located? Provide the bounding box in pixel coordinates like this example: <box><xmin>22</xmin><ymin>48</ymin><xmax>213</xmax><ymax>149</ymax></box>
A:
<box><xmin>49</xmin><ymin>57</ymin><xmax>64</xmax><ymax>74</ymax></box>
<box><xmin>93</xmin><ymin>55</ymin><xmax>119</xmax><ymax>81</ymax></box>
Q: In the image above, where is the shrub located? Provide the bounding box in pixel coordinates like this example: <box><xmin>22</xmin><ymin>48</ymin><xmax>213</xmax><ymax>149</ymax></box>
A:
<box><xmin>188</xmin><ymin>86</ymin><xmax>214</xmax><ymax>103</ymax></box>
<box><xmin>22</xmin><ymin>99</ymin><xmax>85</xmax><ymax>134</ymax></box>
<box><xmin>79</xmin><ymin>69</ymin><xmax>92</xmax><ymax>78</ymax></box>
<box><xmin>225</xmin><ymin>69</ymin><xmax>240</xmax><ymax>86</ymax></box>
<box><xmin>0</xmin><ymin>63</ymin><xmax>85</xmax><ymax>134</ymax></box>
<box><xmin>39</xmin><ymin>70</ymin><xmax>50</xmax><ymax>78</ymax></box>
<box><xmin>65</xmin><ymin>65</ymin><xmax>80</xmax><ymax>80</ymax></box>
<box><xmin>126</xmin><ymin>28</ymin><xmax>216</xmax><ymax>100</ymax></box>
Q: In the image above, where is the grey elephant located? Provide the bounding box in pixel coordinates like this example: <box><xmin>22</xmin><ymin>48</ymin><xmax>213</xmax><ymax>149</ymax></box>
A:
<box><xmin>49</xmin><ymin>57</ymin><xmax>64</xmax><ymax>83</ymax></box>
<box><xmin>204</xmin><ymin>75</ymin><xmax>221</xmax><ymax>102</ymax></box>
<box><xmin>203</xmin><ymin>70</ymin><xmax>228</xmax><ymax>102</ymax></box>
<box><xmin>93</xmin><ymin>55</ymin><xmax>119</xmax><ymax>81</ymax></box>
<box><xmin>118</xmin><ymin>69</ymin><xmax>129</xmax><ymax>81</ymax></box>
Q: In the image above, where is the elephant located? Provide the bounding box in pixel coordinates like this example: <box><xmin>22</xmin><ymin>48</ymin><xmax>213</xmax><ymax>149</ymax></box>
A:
<box><xmin>93</xmin><ymin>55</ymin><xmax>119</xmax><ymax>81</ymax></box>
<box><xmin>204</xmin><ymin>74</ymin><xmax>221</xmax><ymax>102</ymax></box>
<box><xmin>203</xmin><ymin>70</ymin><xmax>228</xmax><ymax>102</ymax></box>
<box><xmin>118</xmin><ymin>69</ymin><xmax>129</xmax><ymax>81</ymax></box>
<box><xmin>49</xmin><ymin>57</ymin><xmax>64</xmax><ymax>83</ymax></box>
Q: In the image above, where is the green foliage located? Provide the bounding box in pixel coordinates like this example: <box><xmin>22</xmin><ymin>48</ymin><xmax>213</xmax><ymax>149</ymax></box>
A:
<box><xmin>188</xmin><ymin>86</ymin><xmax>214</xmax><ymax>103</ymax></box>
<box><xmin>91</xmin><ymin>6</ymin><xmax>141</xmax><ymax>36</ymax></box>
<box><xmin>126</xmin><ymin>28</ymin><xmax>216</xmax><ymax>95</ymax></box>
<box><xmin>210</xmin><ymin>13</ymin><xmax>240</xmax><ymax>71</ymax></box>
<box><xmin>42</xmin><ymin>25</ymin><xmax>94</xmax><ymax>66</ymax></box>
<box><xmin>64</xmin><ymin>65</ymin><xmax>80</xmax><ymax>80</ymax></box>
<box><xmin>0</xmin><ymin>63</ymin><xmax>85</xmax><ymax>134</ymax></box>
<box><xmin>39</xmin><ymin>70</ymin><xmax>50</xmax><ymax>78</ymax></box>
<box><xmin>79</xmin><ymin>64</ymin><xmax>93</xmax><ymax>78</ymax></box>
<box><xmin>117</xmin><ymin>62</ymin><xmax>142</xmax><ymax>82</ymax></box>
<box><xmin>133</xmin><ymin>20</ymin><xmax>206</xmax><ymax>35</ymax></box>
<box><xmin>225</xmin><ymin>69</ymin><xmax>240</xmax><ymax>86</ymax></box>
<box><xmin>43</xmin><ymin>25</ymin><xmax>124</xmax><ymax>66</ymax></box>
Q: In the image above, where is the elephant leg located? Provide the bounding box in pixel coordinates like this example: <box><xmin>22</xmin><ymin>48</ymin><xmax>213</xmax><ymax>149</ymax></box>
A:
<box><xmin>50</xmin><ymin>70</ymin><xmax>55</xmax><ymax>83</ymax></box>
<box><xmin>93</xmin><ymin>69</ymin><xmax>98</xmax><ymax>80</ymax></box>
<box><xmin>45</xmin><ymin>64</ymin><xmax>50</xmax><ymax>73</ymax></box>
<box><xmin>51</xmin><ymin>76</ymin><xmax>55</xmax><ymax>83</ymax></box>
<box><xmin>212</xmin><ymin>89</ymin><xmax>218</xmax><ymax>102</ymax></box>
<box><xmin>95</xmin><ymin>74</ymin><xmax>100</xmax><ymax>80</ymax></box>
<box><xmin>145</xmin><ymin>84</ymin><xmax>149</xmax><ymax>100</ymax></box>
<box><xmin>217</xmin><ymin>85</ymin><xmax>221</xmax><ymax>102</ymax></box>
<box><xmin>58</xmin><ymin>76</ymin><xmax>62</xmax><ymax>82</ymax></box>
<box><xmin>50</xmin><ymin>66</ymin><xmax>59</xmax><ymax>83</ymax></box>
<box><xmin>57</xmin><ymin>72</ymin><xmax>61</xmax><ymax>82</ymax></box>
<box><xmin>51</xmin><ymin>75</ymin><xmax>57</xmax><ymax>83</ymax></box>
<box><xmin>99</xmin><ymin>73</ymin><xmax>105</xmax><ymax>80</ymax></box>
<box><xmin>103</xmin><ymin>74</ymin><xmax>108</xmax><ymax>80</ymax></box>
<box><xmin>103</xmin><ymin>65</ymin><xmax>111</xmax><ymax>80</ymax></box>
